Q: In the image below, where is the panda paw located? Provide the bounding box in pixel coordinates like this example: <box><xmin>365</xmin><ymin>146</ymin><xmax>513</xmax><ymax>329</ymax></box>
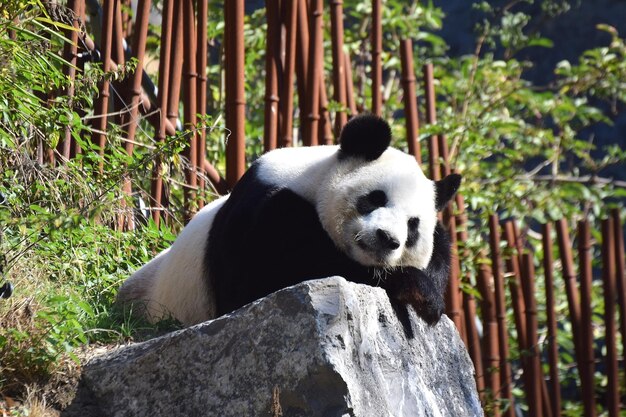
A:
<box><xmin>410</xmin><ymin>297</ymin><xmax>444</xmax><ymax>326</ymax></box>
<box><xmin>383</xmin><ymin>267</ymin><xmax>445</xmax><ymax>326</ymax></box>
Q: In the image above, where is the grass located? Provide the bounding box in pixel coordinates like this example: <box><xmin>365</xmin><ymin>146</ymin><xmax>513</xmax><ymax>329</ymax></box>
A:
<box><xmin>0</xmin><ymin>217</ymin><xmax>181</xmax><ymax>411</ymax></box>
<box><xmin>0</xmin><ymin>147</ymin><xmax>184</xmax><ymax>411</ymax></box>
<box><xmin>2</xmin><ymin>385</ymin><xmax>62</xmax><ymax>417</ymax></box>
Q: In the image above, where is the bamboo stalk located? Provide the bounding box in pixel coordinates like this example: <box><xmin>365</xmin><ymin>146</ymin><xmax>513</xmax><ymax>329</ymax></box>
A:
<box><xmin>577</xmin><ymin>220</ymin><xmax>597</xmax><ymax>417</ymax></box>
<box><xmin>445</xmin><ymin>213</ymin><xmax>464</xmax><ymax>340</ymax></box>
<box><xmin>438</xmin><ymin>134</ymin><xmax>451</xmax><ymax>177</ymax></box>
<box><xmin>371</xmin><ymin>0</ymin><xmax>382</xmax><ymax>115</ymax></box>
<box><xmin>119</xmin><ymin>0</ymin><xmax>152</xmax><ymax>231</ymax></box>
<box><xmin>511</xmin><ymin>221</ymin><xmax>525</xmax><ymax>283</ymax></box>
<box><xmin>319</xmin><ymin>74</ymin><xmax>334</xmax><ymax>145</ymax></box>
<box><xmin>503</xmin><ymin>220</ymin><xmax>527</xmax><ymax>346</ymax></box>
<box><xmin>279</xmin><ymin>0</ymin><xmax>297</xmax><ymax>147</ymax></box>
<box><xmin>91</xmin><ymin>0</ymin><xmax>115</xmax><ymax>174</ymax></box>
<box><xmin>463</xmin><ymin>285</ymin><xmax>485</xmax><ymax>397</ymax></box>
<box><xmin>610</xmin><ymin>208</ymin><xmax>626</xmax><ymax>394</ymax></box>
<box><xmin>263</xmin><ymin>0</ymin><xmax>281</xmax><ymax>152</ymax></box>
<box><xmin>601</xmin><ymin>218</ymin><xmax>619</xmax><ymax>417</ymax></box>
<box><xmin>123</xmin><ymin>0</ymin><xmax>152</xmax><ymax>153</ymax></box>
<box><xmin>60</xmin><ymin>0</ymin><xmax>83</xmax><ymax>160</ymax></box>
<box><xmin>182</xmin><ymin>0</ymin><xmax>198</xmax><ymax>221</ymax></box>
<box><xmin>522</xmin><ymin>253</ymin><xmax>541</xmax><ymax>417</ymax></box>
<box><xmin>542</xmin><ymin>223</ymin><xmax>562</xmax><ymax>417</ymax></box>
<box><xmin>167</xmin><ymin>1</ymin><xmax>184</xmax><ymax>127</ymax></box>
<box><xmin>452</xmin><ymin>192</ymin><xmax>470</xmax><ymax>341</ymax></box>
<box><xmin>488</xmin><ymin>214</ymin><xmax>515</xmax><ymax>417</ymax></box>
<box><xmin>295</xmin><ymin>0</ymin><xmax>309</xmax><ymax>141</ymax></box>
<box><xmin>399</xmin><ymin>39</ymin><xmax>420</xmax><ymax>161</ymax></box>
<box><xmin>224</xmin><ymin>0</ymin><xmax>246</xmax><ymax>187</ymax></box>
<box><xmin>554</xmin><ymin>219</ymin><xmax>583</xmax><ymax>373</ymax></box>
<box><xmin>303</xmin><ymin>0</ymin><xmax>322</xmax><ymax>146</ymax></box>
<box><xmin>330</xmin><ymin>0</ymin><xmax>347</xmax><ymax>136</ymax></box>
<box><xmin>109</xmin><ymin>0</ymin><xmax>127</xmax><ymax>141</ymax></box>
<box><xmin>196</xmin><ymin>0</ymin><xmax>209</xmax><ymax>207</ymax></box>
<box><xmin>476</xmin><ymin>262</ymin><xmax>501</xmax><ymax>417</ymax></box>
<box><xmin>504</xmin><ymin>221</ymin><xmax>555</xmax><ymax>417</ymax></box>
<box><xmin>73</xmin><ymin>3</ymin><xmax>87</xmax><ymax>158</ymax></box>
<box><xmin>150</xmin><ymin>0</ymin><xmax>174</xmax><ymax>226</ymax></box>
<box><xmin>112</xmin><ymin>0</ymin><xmax>126</xmax><ymax>75</ymax></box>
<box><xmin>344</xmin><ymin>51</ymin><xmax>357</xmax><ymax>117</ymax></box>
<box><xmin>423</xmin><ymin>63</ymin><xmax>440</xmax><ymax>181</ymax></box>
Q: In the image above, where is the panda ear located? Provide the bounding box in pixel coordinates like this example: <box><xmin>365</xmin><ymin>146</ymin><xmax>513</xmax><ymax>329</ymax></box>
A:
<box><xmin>339</xmin><ymin>114</ymin><xmax>391</xmax><ymax>161</ymax></box>
<box><xmin>435</xmin><ymin>174</ymin><xmax>462</xmax><ymax>211</ymax></box>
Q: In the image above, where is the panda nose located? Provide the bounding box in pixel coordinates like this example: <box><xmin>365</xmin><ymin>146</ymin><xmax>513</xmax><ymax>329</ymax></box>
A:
<box><xmin>376</xmin><ymin>229</ymin><xmax>400</xmax><ymax>250</ymax></box>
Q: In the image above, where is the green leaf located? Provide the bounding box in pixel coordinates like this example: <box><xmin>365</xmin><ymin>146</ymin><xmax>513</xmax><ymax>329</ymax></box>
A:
<box><xmin>528</xmin><ymin>37</ymin><xmax>554</xmax><ymax>48</ymax></box>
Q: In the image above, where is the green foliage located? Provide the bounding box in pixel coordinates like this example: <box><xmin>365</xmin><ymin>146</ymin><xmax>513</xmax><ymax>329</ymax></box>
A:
<box><xmin>557</xmin><ymin>24</ymin><xmax>626</xmax><ymax>111</ymax></box>
<box><xmin>0</xmin><ymin>0</ymin><xmax>186</xmax><ymax>398</ymax></box>
<box><xmin>0</xmin><ymin>1</ymin><xmax>71</xmax><ymax>149</ymax></box>
<box><xmin>341</xmin><ymin>0</ymin><xmax>445</xmax><ymax>119</ymax></box>
<box><xmin>432</xmin><ymin>45</ymin><xmax>621</xmax><ymax>226</ymax></box>
<box><xmin>0</xmin><ymin>215</ymin><xmax>176</xmax><ymax>390</ymax></box>
<box><xmin>426</xmin><ymin>4</ymin><xmax>624</xmax><ymax>412</ymax></box>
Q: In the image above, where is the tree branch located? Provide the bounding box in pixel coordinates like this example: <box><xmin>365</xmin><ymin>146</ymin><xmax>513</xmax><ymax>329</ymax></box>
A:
<box><xmin>519</xmin><ymin>174</ymin><xmax>626</xmax><ymax>189</ymax></box>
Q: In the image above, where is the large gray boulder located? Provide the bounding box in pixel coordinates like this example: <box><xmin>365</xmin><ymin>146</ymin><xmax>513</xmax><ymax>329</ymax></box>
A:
<box><xmin>64</xmin><ymin>277</ymin><xmax>483</xmax><ymax>417</ymax></box>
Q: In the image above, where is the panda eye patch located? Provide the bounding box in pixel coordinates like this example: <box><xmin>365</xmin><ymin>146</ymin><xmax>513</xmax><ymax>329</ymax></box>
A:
<box><xmin>356</xmin><ymin>190</ymin><xmax>387</xmax><ymax>214</ymax></box>
<box><xmin>406</xmin><ymin>217</ymin><xmax>420</xmax><ymax>247</ymax></box>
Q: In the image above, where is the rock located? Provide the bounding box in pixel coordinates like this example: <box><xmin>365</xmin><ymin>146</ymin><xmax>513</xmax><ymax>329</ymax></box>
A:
<box><xmin>63</xmin><ymin>277</ymin><xmax>483</xmax><ymax>417</ymax></box>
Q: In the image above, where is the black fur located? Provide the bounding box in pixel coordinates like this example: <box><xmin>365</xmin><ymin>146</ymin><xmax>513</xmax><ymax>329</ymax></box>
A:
<box><xmin>435</xmin><ymin>174</ymin><xmax>462</xmax><ymax>211</ymax></box>
<box><xmin>405</xmin><ymin>217</ymin><xmax>420</xmax><ymax>247</ymax></box>
<box><xmin>207</xmin><ymin>163</ymin><xmax>372</xmax><ymax>315</ymax></box>
<box><xmin>381</xmin><ymin>222</ymin><xmax>451</xmax><ymax>326</ymax></box>
<box><xmin>338</xmin><ymin>114</ymin><xmax>391</xmax><ymax>161</ymax></box>
<box><xmin>206</xmin><ymin>164</ymin><xmax>455</xmax><ymax>335</ymax></box>
<box><xmin>356</xmin><ymin>190</ymin><xmax>387</xmax><ymax>215</ymax></box>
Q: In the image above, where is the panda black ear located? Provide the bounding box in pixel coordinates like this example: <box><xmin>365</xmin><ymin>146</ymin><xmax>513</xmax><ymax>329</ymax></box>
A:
<box><xmin>435</xmin><ymin>174</ymin><xmax>462</xmax><ymax>211</ymax></box>
<box><xmin>339</xmin><ymin>114</ymin><xmax>391</xmax><ymax>161</ymax></box>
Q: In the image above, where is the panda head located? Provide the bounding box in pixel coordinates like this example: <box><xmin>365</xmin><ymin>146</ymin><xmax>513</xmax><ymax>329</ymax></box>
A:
<box><xmin>317</xmin><ymin>114</ymin><xmax>461</xmax><ymax>270</ymax></box>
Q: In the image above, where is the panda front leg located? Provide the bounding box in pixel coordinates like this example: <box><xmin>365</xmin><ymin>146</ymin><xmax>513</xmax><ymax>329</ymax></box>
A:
<box><xmin>383</xmin><ymin>222</ymin><xmax>452</xmax><ymax>327</ymax></box>
<box><xmin>384</xmin><ymin>267</ymin><xmax>447</xmax><ymax>326</ymax></box>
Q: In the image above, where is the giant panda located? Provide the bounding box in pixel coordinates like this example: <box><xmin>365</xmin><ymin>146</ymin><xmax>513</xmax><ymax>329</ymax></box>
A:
<box><xmin>117</xmin><ymin>114</ymin><xmax>461</xmax><ymax>334</ymax></box>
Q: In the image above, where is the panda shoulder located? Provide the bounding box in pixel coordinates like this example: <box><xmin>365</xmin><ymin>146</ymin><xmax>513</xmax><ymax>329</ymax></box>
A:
<box><xmin>255</xmin><ymin>145</ymin><xmax>339</xmax><ymax>194</ymax></box>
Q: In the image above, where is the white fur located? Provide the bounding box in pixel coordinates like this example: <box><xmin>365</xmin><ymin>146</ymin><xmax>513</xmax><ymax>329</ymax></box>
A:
<box><xmin>316</xmin><ymin>148</ymin><xmax>437</xmax><ymax>270</ymax></box>
<box><xmin>118</xmin><ymin>145</ymin><xmax>438</xmax><ymax>325</ymax></box>
<box><xmin>260</xmin><ymin>145</ymin><xmax>437</xmax><ymax>269</ymax></box>
<box><xmin>118</xmin><ymin>196</ymin><xmax>227</xmax><ymax>325</ymax></box>
<box><xmin>256</xmin><ymin>145</ymin><xmax>340</xmax><ymax>203</ymax></box>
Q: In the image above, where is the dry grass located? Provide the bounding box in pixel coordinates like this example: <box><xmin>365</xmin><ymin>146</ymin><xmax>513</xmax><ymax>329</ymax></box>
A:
<box><xmin>0</xmin><ymin>263</ymin><xmax>81</xmax><ymax>411</ymax></box>
<box><xmin>1</xmin><ymin>385</ymin><xmax>61</xmax><ymax>417</ymax></box>
<box><xmin>1</xmin><ymin>256</ymin><xmax>52</xmax><ymax>388</ymax></box>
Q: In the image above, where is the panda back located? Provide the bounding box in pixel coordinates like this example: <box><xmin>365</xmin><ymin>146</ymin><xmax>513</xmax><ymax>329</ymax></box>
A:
<box><xmin>254</xmin><ymin>145</ymin><xmax>340</xmax><ymax>203</ymax></box>
<box><xmin>206</xmin><ymin>160</ymin><xmax>372</xmax><ymax>316</ymax></box>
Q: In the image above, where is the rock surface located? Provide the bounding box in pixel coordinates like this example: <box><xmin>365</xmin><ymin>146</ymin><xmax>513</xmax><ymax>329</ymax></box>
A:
<box><xmin>63</xmin><ymin>277</ymin><xmax>483</xmax><ymax>417</ymax></box>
